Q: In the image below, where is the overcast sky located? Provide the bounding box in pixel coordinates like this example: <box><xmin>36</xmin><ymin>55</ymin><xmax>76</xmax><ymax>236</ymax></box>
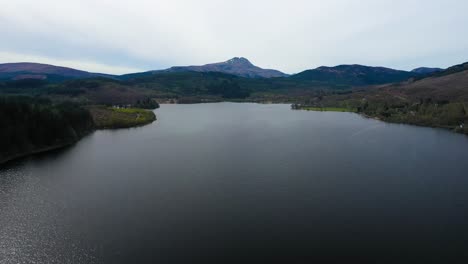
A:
<box><xmin>1</xmin><ymin>0</ymin><xmax>468</xmax><ymax>74</ymax></box>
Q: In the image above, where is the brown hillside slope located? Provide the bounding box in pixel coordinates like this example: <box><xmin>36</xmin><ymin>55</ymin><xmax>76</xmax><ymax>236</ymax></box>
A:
<box><xmin>387</xmin><ymin>70</ymin><xmax>468</xmax><ymax>101</ymax></box>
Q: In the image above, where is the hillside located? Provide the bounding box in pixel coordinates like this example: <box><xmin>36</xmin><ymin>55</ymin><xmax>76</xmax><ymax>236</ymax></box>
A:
<box><xmin>0</xmin><ymin>62</ymin><xmax>113</xmax><ymax>82</ymax></box>
<box><xmin>0</xmin><ymin>72</ymin><xmax>255</xmax><ymax>104</ymax></box>
<box><xmin>296</xmin><ymin>64</ymin><xmax>468</xmax><ymax>134</ymax></box>
<box><xmin>0</xmin><ymin>68</ymin><xmax>405</xmax><ymax>106</ymax></box>
<box><xmin>291</xmin><ymin>64</ymin><xmax>419</xmax><ymax>86</ymax></box>
<box><xmin>386</xmin><ymin>68</ymin><xmax>468</xmax><ymax>102</ymax></box>
<box><xmin>426</xmin><ymin>61</ymin><xmax>468</xmax><ymax>79</ymax></box>
<box><xmin>125</xmin><ymin>71</ymin><xmax>252</xmax><ymax>99</ymax></box>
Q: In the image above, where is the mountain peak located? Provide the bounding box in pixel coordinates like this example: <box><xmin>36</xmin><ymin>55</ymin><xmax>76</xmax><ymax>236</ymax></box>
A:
<box><xmin>226</xmin><ymin>57</ymin><xmax>252</xmax><ymax>65</ymax></box>
<box><xmin>162</xmin><ymin>57</ymin><xmax>288</xmax><ymax>78</ymax></box>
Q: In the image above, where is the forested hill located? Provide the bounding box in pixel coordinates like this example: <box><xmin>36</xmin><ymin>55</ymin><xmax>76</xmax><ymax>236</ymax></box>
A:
<box><xmin>290</xmin><ymin>64</ymin><xmax>420</xmax><ymax>86</ymax></box>
<box><xmin>0</xmin><ymin>96</ymin><xmax>95</xmax><ymax>164</ymax></box>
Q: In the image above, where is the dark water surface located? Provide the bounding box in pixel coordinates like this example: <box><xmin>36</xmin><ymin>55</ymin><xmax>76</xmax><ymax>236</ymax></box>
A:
<box><xmin>2</xmin><ymin>103</ymin><xmax>468</xmax><ymax>263</ymax></box>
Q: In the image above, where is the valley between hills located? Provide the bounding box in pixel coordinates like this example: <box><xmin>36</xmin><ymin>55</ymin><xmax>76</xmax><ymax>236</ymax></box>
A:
<box><xmin>1</xmin><ymin>57</ymin><xmax>467</xmax><ymax>164</ymax></box>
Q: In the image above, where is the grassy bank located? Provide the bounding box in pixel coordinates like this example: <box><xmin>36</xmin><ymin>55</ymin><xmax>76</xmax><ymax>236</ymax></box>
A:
<box><xmin>89</xmin><ymin>106</ymin><xmax>156</xmax><ymax>129</ymax></box>
<box><xmin>291</xmin><ymin>103</ymin><xmax>356</xmax><ymax>112</ymax></box>
<box><xmin>298</xmin><ymin>106</ymin><xmax>356</xmax><ymax>112</ymax></box>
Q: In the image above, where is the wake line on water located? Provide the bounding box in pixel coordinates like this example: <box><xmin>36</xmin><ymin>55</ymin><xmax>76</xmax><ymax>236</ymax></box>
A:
<box><xmin>349</xmin><ymin>124</ymin><xmax>385</xmax><ymax>138</ymax></box>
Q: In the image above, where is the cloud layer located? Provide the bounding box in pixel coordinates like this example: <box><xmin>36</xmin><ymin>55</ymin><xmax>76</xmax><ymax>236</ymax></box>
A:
<box><xmin>1</xmin><ymin>0</ymin><xmax>468</xmax><ymax>74</ymax></box>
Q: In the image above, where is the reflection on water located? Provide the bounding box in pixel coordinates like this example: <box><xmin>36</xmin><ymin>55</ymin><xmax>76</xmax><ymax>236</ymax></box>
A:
<box><xmin>1</xmin><ymin>103</ymin><xmax>468</xmax><ymax>263</ymax></box>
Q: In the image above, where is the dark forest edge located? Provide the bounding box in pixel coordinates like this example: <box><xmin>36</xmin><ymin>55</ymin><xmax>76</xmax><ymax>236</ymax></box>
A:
<box><xmin>0</xmin><ymin>96</ymin><xmax>158</xmax><ymax>165</ymax></box>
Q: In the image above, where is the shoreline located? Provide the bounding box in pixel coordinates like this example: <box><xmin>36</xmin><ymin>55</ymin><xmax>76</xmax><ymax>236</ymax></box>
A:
<box><xmin>88</xmin><ymin>106</ymin><xmax>157</xmax><ymax>129</ymax></box>
<box><xmin>163</xmin><ymin>101</ymin><xmax>467</xmax><ymax>135</ymax></box>
<box><xmin>1</xmin><ymin>108</ymin><xmax>158</xmax><ymax>167</ymax></box>
<box><xmin>292</xmin><ymin>104</ymin><xmax>467</xmax><ymax>135</ymax></box>
<box><xmin>0</xmin><ymin>141</ymin><xmax>75</xmax><ymax>166</ymax></box>
<box><xmin>2</xmin><ymin>102</ymin><xmax>465</xmax><ymax>167</ymax></box>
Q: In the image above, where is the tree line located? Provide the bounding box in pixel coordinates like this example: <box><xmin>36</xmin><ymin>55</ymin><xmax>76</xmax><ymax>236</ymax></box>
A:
<box><xmin>0</xmin><ymin>96</ymin><xmax>95</xmax><ymax>162</ymax></box>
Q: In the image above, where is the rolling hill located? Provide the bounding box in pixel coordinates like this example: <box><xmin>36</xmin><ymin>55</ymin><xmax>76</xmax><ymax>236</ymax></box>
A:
<box><xmin>291</xmin><ymin>64</ymin><xmax>420</xmax><ymax>86</ymax></box>
<box><xmin>0</xmin><ymin>62</ymin><xmax>113</xmax><ymax>82</ymax></box>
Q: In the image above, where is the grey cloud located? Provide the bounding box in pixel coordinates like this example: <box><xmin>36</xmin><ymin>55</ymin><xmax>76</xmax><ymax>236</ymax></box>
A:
<box><xmin>1</xmin><ymin>0</ymin><xmax>467</xmax><ymax>74</ymax></box>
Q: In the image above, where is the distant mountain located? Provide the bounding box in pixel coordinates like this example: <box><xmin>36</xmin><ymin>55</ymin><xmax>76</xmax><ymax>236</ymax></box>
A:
<box><xmin>411</xmin><ymin>67</ymin><xmax>443</xmax><ymax>74</ymax></box>
<box><xmin>121</xmin><ymin>57</ymin><xmax>288</xmax><ymax>80</ymax></box>
<box><xmin>290</xmin><ymin>64</ymin><xmax>419</xmax><ymax>86</ymax></box>
<box><xmin>0</xmin><ymin>62</ymin><xmax>113</xmax><ymax>82</ymax></box>
<box><xmin>167</xmin><ymin>57</ymin><xmax>289</xmax><ymax>78</ymax></box>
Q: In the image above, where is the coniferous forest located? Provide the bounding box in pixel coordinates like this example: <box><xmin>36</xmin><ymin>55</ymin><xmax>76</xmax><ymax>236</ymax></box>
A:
<box><xmin>0</xmin><ymin>96</ymin><xmax>95</xmax><ymax>163</ymax></box>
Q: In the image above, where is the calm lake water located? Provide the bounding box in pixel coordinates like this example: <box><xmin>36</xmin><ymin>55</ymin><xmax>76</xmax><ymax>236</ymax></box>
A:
<box><xmin>2</xmin><ymin>103</ymin><xmax>468</xmax><ymax>263</ymax></box>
